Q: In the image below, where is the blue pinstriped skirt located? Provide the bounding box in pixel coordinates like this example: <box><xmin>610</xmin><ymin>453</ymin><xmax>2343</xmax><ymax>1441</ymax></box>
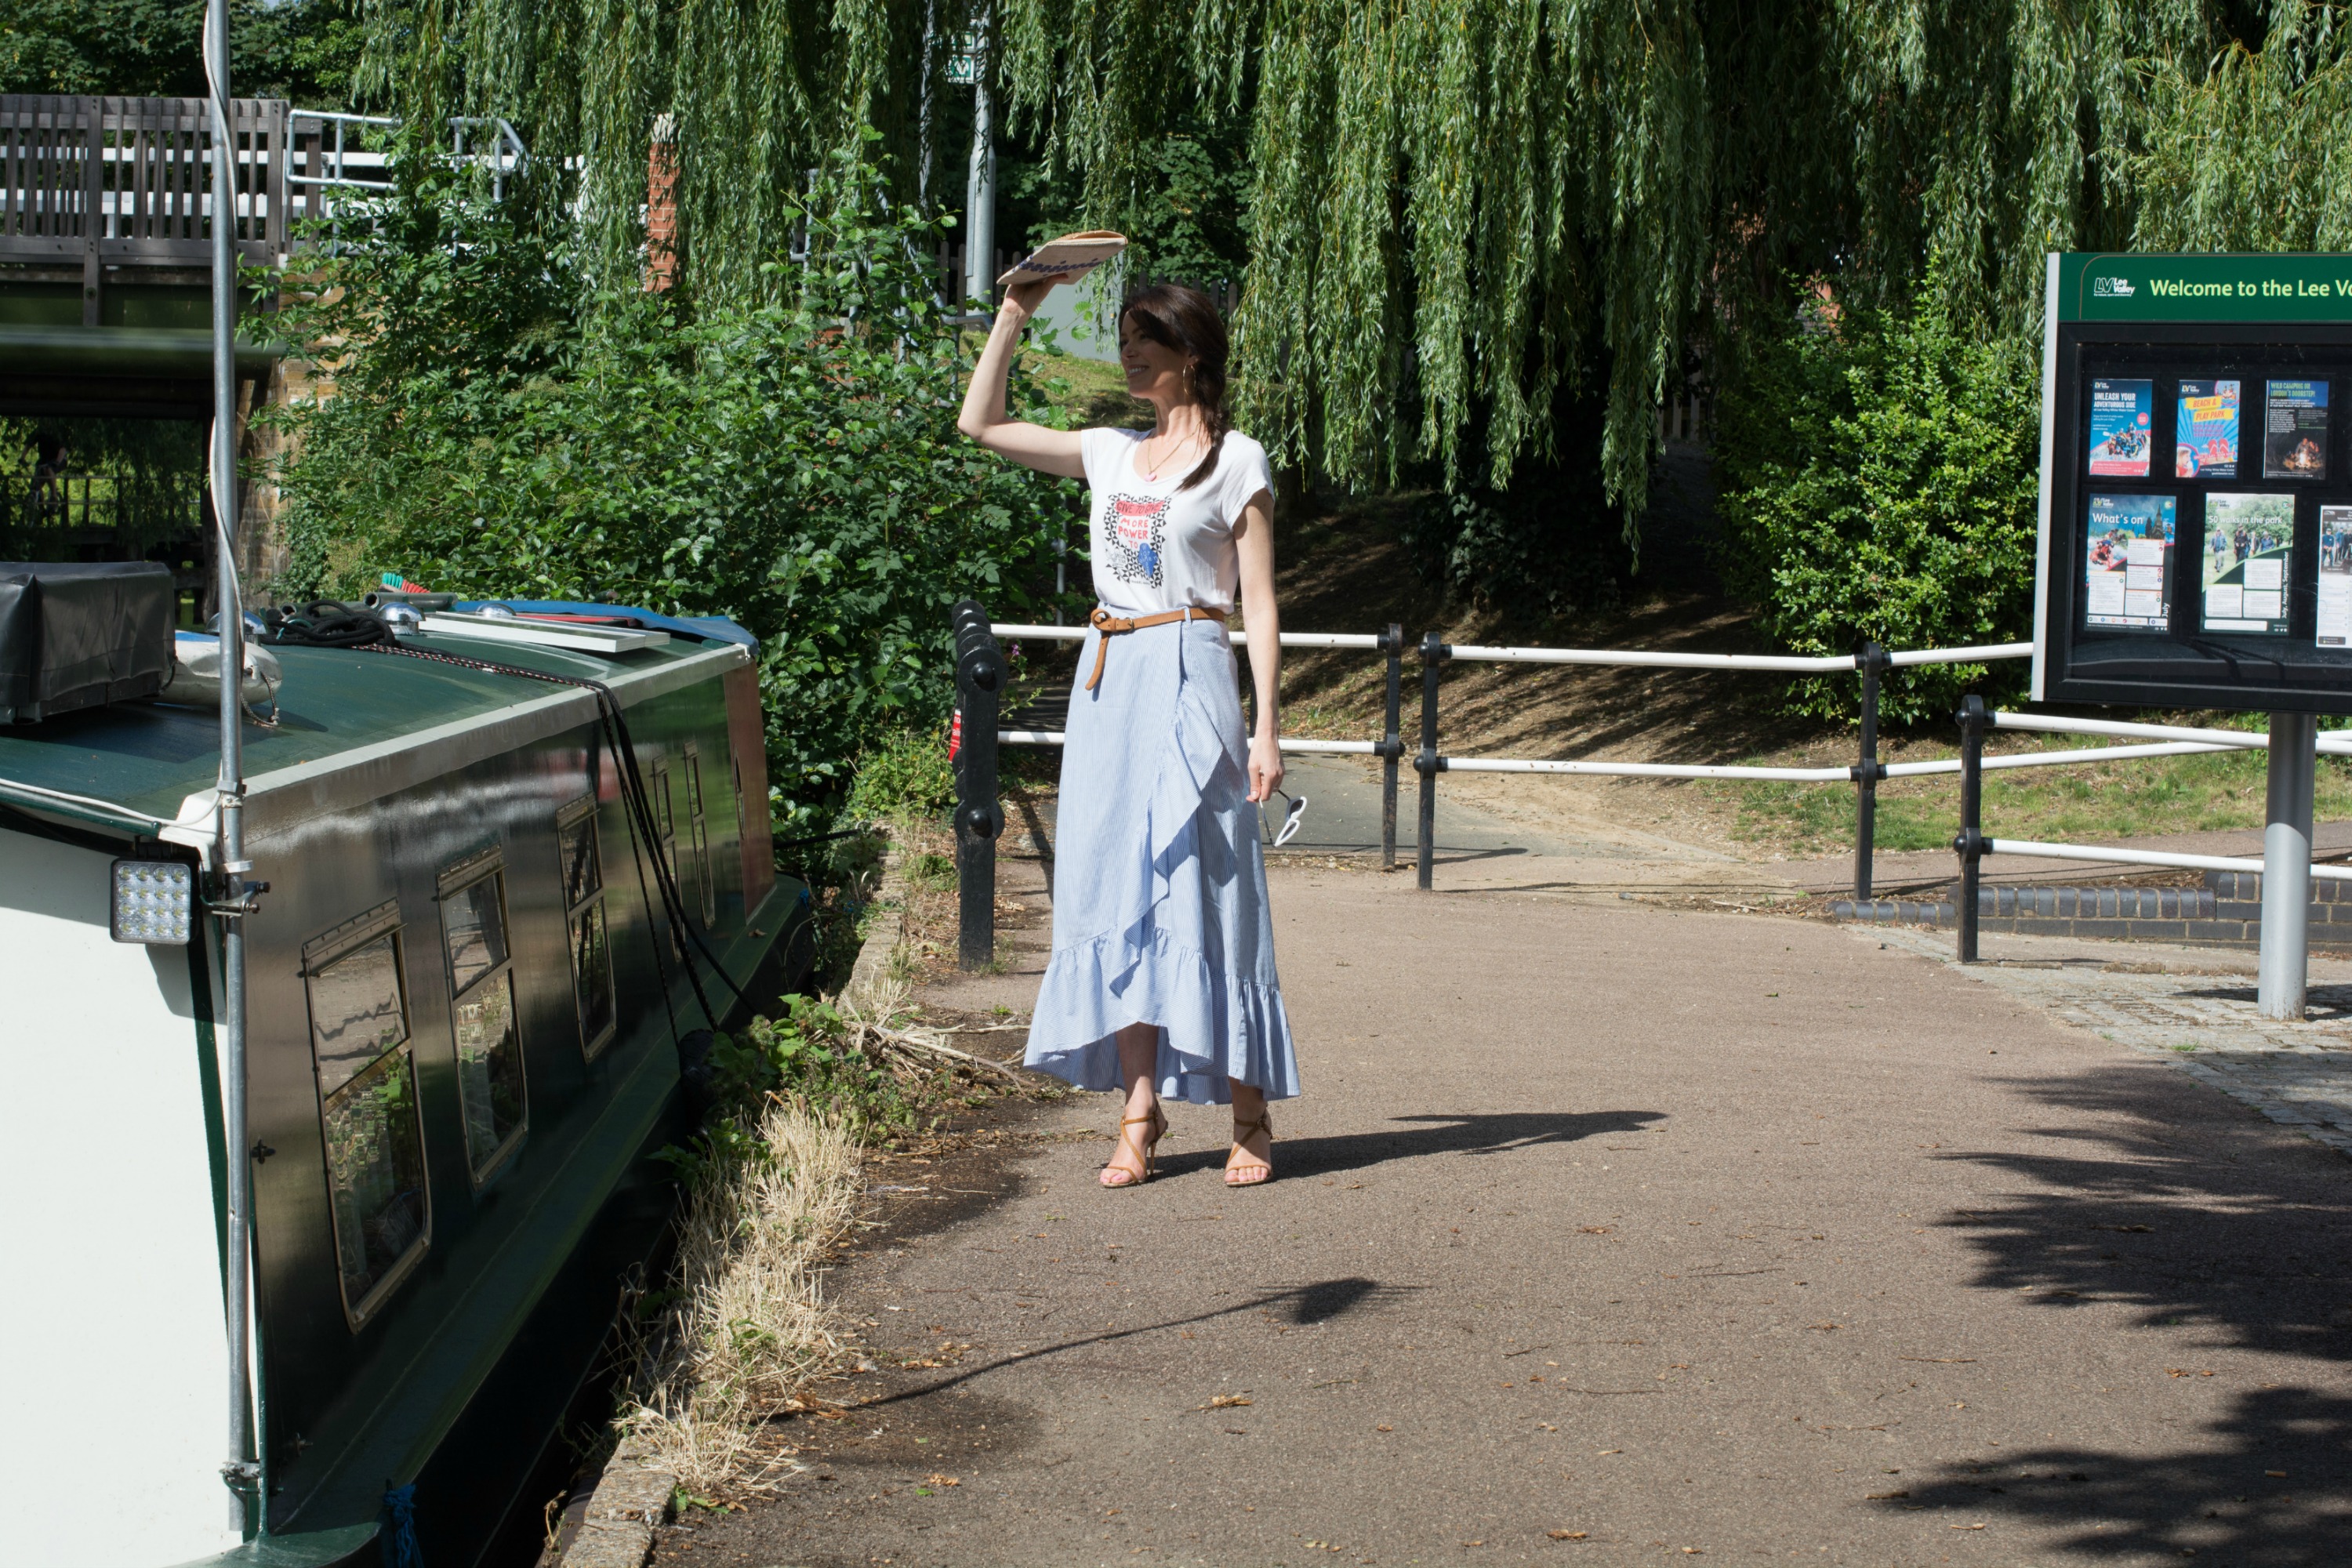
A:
<box><xmin>1022</xmin><ymin>617</ymin><xmax>1301</xmax><ymax>1105</ymax></box>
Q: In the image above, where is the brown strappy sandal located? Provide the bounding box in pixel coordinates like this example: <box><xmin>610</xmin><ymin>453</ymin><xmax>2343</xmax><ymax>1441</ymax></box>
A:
<box><xmin>1102</xmin><ymin>1103</ymin><xmax>1168</xmax><ymax>1189</ymax></box>
<box><xmin>1225</xmin><ymin>1107</ymin><xmax>1274</xmax><ymax>1187</ymax></box>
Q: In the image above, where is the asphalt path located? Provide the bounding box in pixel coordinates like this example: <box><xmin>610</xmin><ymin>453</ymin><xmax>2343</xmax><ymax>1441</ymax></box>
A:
<box><xmin>655</xmin><ymin>866</ymin><xmax>2352</xmax><ymax>1567</ymax></box>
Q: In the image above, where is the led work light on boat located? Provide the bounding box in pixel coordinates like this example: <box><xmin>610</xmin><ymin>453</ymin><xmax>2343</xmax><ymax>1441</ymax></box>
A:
<box><xmin>110</xmin><ymin>859</ymin><xmax>195</xmax><ymax>945</ymax></box>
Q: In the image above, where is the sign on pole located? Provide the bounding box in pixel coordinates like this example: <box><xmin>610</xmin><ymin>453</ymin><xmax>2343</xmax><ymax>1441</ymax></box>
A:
<box><xmin>946</xmin><ymin>32</ymin><xmax>979</xmax><ymax>85</ymax></box>
<box><xmin>2034</xmin><ymin>252</ymin><xmax>2352</xmax><ymax>712</ymax></box>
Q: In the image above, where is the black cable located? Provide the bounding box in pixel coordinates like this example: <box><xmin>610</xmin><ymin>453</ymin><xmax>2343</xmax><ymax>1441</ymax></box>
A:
<box><xmin>256</xmin><ymin>601</ymin><xmax>396</xmax><ymax>649</ymax></box>
<box><xmin>358</xmin><ymin>641</ymin><xmax>747</xmax><ymax>1028</ymax></box>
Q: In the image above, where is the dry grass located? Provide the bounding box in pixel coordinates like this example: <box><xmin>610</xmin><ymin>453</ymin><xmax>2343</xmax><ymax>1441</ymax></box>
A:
<box><xmin>618</xmin><ymin>1098</ymin><xmax>862</xmax><ymax>1494</ymax></box>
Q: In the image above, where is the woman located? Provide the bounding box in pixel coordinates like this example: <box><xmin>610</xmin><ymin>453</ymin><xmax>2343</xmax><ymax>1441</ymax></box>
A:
<box><xmin>957</xmin><ymin>277</ymin><xmax>1298</xmax><ymax>1189</ymax></box>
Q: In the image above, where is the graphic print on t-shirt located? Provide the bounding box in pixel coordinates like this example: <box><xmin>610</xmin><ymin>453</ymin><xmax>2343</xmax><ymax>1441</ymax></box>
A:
<box><xmin>1105</xmin><ymin>493</ymin><xmax>1169</xmax><ymax>586</ymax></box>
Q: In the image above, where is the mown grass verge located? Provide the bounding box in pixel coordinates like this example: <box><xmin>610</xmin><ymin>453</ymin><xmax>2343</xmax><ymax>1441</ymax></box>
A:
<box><xmin>615</xmin><ymin>985</ymin><xmax>1029</xmax><ymax>1494</ymax></box>
<box><xmin>1708</xmin><ymin>731</ymin><xmax>2352</xmax><ymax>858</ymax></box>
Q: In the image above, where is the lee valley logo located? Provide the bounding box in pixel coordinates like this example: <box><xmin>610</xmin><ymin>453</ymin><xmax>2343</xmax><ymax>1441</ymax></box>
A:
<box><xmin>2092</xmin><ymin>275</ymin><xmax>2135</xmax><ymax>297</ymax></box>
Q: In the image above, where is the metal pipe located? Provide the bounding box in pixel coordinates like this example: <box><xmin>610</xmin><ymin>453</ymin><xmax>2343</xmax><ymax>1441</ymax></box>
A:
<box><xmin>989</xmin><ymin>622</ymin><xmax>1384</xmax><ymax>650</ymax></box>
<box><xmin>1984</xmin><ymin>836</ymin><xmax>2352</xmax><ymax>882</ymax></box>
<box><xmin>1883</xmin><ymin>742</ymin><xmax>2234</xmax><ymax>776</ymax></box>
<box><xmin>996</xmin><ymin>731</ymin><xmax>1376</xmax><ymax>754</ymax></box>
<box><xmin>1416</xmin><ymin>632</ymin><xmax>1445</xmax><ymax>891</ymax></box>
<box><xmin>1853</xmin><ymin>643</ymin><xmax>1886</xmax><ymax>902</ymax></box>
<box><xmin>1886</xmin><ymin>642</ymin><xmax>2034</xmax><ymax>667</ymax></box>
<box><xmin>962</xmin><ymin>9</ymin><xmax>995</xmax><ymax>305</ymax></box>
<box><xmin>205</xmin><ymin>0</ymin><xmax>259</xmax><ymax>1535</ymax></box>
<box><xmin>2260</xmin><ymin>711</ymin><xmax>2318</xmax><ymax>1019</ymax></box>
<box><xmin>1441</xmin><ymin>645</ymin><xmax>1859</xmax><ymax>670</ymax></box>
<box><xmin>1441</xmin><ymin>757</ymin><xmax>1858</xmax><ymax>781</ymax></box>
<box><xmin>1380</xmin><ymin>623</ymin><xmax>1403</xmax><ymax>872</ymax></box>
<box><xmin>1991</xmin><ymin>711</ymin><xmax>2279</xmax><ymax>750</ymax></box>
<box><xmin>1955</xmin><ymin>696</ymin><xmax>1984</xmax><ymax>963</ymax></box>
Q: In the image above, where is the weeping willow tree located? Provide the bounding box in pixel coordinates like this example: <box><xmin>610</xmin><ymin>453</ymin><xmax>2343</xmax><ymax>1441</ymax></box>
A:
<box><xmin>358</xmin><ymin>0</ymin><xmax>2352</xmax><ymax>526</ymax></box>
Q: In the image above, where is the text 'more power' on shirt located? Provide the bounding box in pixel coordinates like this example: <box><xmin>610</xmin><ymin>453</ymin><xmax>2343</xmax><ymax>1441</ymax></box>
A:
<box><xmin>1082</xmin><ymin>425</ymin><xmax>1276</xmax><ymax>615</ymax></box>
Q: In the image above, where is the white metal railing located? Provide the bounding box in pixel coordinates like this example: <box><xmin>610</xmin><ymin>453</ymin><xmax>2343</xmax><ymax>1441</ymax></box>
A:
<box><xmin>1436</xmin><ymin>639</ymin><xmax>2031</xmax><ymax>672</ymax></box>
<box><xmin>998</xmin><ymin>730</ymin><xmax>1377</xmax><ymax>754</ymax></box>
<box><xmin>982</xmin><ymin>621</ymin><xmax>2352</xmax><ymax>923</ymax></box>
<box><xmin>991</xmin><ymin>622</ymin><xmax>1384</xmax><ymax>651</ymax></box>
<box><xmin>988</xmin><ymin>626</ymin><xmax>2038</xmax><ymax>667</ymax></box>
<box><xmin>1982</xmin><ymin>837</ymin><xmax>2352</xmax><ymax>883</ymax></box>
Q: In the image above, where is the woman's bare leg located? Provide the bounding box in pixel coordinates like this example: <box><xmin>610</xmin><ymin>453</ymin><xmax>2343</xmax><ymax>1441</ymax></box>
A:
<box><xmin>1226</xmin><ymin>1078</ymin><xmax>1272</xmax><ymax>1185</ymax></box>
<box><xmin>1102</xmin><ymin>1022</ymin><xmax>1163</xmax><ymax>1187</ymax></box>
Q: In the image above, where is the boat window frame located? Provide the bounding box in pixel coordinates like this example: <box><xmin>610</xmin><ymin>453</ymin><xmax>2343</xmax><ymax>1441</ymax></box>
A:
<box><xmin>299</xmin><ymin>900</ymin><xmax>432</xmax><ymax>1332</ymax></box>
<box><xmin>557</xmin><ymin>794</ymin><xmax>618</xmax><ymax>1060</ymax></box>
<box><xmin>435</xmin><ymin>846</ymin><xmax>528</xmax><ymax>1186</ymax></box>
<box><xmin>649</xmin><ymin>757</ymin><xmax>686</xmax><ymax>960</ymax></box>
<box><xmin>683</xmin><ymin>742</ymin><xmax>715</xmax><ymax>926</ymax></box>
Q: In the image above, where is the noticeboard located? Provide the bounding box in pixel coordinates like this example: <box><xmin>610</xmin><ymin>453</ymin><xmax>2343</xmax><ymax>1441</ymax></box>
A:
<box><xmin>2034</xmin><ymin>252</ymin><xmax>2352</xmax><ymax>713</ymax></box>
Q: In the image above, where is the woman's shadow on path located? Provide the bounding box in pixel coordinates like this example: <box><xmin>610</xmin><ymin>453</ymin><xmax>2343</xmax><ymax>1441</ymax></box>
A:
<box><xmin>1152</xmin><ymin>1109</ymin><xmax>1664</xmax><ymax>1181</ymax></box>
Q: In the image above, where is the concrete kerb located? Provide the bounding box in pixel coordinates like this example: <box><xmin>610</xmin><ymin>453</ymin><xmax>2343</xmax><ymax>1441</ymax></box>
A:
<box><xmin>550</xmin><ymin>1439</ymin><xmax>679</xmax><ymax>1568</ymax></box>
<box><xmin>553</xmin><ymin>840</ymin><xmax>909</xmax><ymax>1568</ymax></box>
<box><xmin>843</xmin><ymin>837</ymin><xmax>911</xmax><ymax>1008</ymax></box>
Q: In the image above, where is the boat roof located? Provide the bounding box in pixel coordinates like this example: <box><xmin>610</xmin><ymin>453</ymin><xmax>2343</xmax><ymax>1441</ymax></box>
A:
<box><xmin>0</xmin><ymin>627</ymin><xmax>748</xmax><ymax>837</ymax></box>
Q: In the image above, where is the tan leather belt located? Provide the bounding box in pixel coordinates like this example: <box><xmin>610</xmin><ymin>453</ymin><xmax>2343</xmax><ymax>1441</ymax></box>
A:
<box><xmin>1084</xmin><ymin>605</ymin><xmax>1227</xmax><ymax>691</ymax></box>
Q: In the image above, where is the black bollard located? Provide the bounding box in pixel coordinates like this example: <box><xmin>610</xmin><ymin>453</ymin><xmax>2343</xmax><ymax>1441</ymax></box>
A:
<box><xmin>1380</xmin><ymin>623</ymin><xmax>1405</xmax><ymax>871</ymax></box>
<box><xmin>1415</xmin><ymin>630</ymin><xmax>1448</xmax><ymax>891</ymax></box>
<box><xmin>951</xmin><ymin>600</ymin><xmax>1006</xmax><ymax>971</ymax></box>
<box><xmin>1953</xmin><ymin>695</ymin><xmax>1986</xmax><ymax>964</ymax></box>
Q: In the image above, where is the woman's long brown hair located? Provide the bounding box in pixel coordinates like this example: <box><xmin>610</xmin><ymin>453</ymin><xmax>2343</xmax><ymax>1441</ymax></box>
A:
<box><xmin>1120</xmin><ymin>283</ymin><xmax>1229</xmax><ymax>493</ymax></box>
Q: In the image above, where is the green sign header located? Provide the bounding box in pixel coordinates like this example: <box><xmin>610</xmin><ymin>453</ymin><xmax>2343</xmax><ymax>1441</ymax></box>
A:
<box><xmin>2060</xmin><ymin>252</ymin><xmax>2352</xmax><ymax>322</ymax></box>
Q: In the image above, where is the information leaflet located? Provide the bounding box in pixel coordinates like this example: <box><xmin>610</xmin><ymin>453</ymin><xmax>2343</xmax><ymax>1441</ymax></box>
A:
<box><xmin>2084</xmin><ymin>494</ymin><xmax>2175</xmax><ymax>629</ymax></box>
<box><xmin>2175</xmin><ymin>379</ymin><xmax>2241</xmax><ymax>478</ymax></box>
<box><xmin>2201</xmin><ymin>492</ymin><xmax>2295</xmax><ymax>634</ymax></box>
<box><xmin>2086</xmin><ymin>379</ymin><xmax>2154</xmax><ymax>477</ymax></box>
<box><xmin>2323</xmin><ymin>505</ymin><xmax>2352</xmax><ymax>648</ymax></box>
<box><xmin>2263</xmin><ymin>379</ymin><xmax>2331</xmax><ymax>479</ymax></box>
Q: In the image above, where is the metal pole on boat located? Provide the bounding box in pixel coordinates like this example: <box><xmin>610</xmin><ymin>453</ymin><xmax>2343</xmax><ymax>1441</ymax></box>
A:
<box><xmin>206</xmin><ymin>0</ymin><xmax>261</xmax><ymax>1534</ymax></box>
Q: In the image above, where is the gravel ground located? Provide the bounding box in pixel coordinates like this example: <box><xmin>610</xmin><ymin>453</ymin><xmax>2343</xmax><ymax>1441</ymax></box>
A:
<box><xmin>649</xmin><ymin>862</ymin><xmax>2352</xmax><ymax>1568</ymax></box>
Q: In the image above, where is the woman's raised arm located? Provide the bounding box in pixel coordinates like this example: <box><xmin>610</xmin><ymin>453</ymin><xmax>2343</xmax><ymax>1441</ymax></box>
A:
<box><xmin>956</xmin><ymin>279</ymin><xmax>1087</xmax><ymax>478</ymax></box>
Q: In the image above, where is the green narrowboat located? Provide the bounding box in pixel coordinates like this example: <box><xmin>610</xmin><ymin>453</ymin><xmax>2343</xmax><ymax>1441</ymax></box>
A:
<box><xmin>0</xmin><ymin>586</ymin><xmax>811</xmax><ymax>1566</ymax></box>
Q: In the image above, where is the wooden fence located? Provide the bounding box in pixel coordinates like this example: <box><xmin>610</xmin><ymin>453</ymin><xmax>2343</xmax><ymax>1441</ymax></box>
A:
<box><xmin>0</xmin><ymin>95</ymin><xmax>292</xmax><ymax>323</ymax></box>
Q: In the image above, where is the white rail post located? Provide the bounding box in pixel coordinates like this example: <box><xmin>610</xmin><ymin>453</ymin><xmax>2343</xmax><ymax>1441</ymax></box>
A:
<box><xmin>2259</xmin><ymin>711</ymin><xmax>2318</xmax><ymax>1020</ymax></box>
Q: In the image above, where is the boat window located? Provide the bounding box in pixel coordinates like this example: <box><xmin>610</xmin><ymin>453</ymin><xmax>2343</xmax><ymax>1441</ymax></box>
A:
<box><xmin>684</xmin><ymin>745</ymin><xmax>715</xmax><ymax>924</ymax></box>
<box><xmin>439</xmin><ymin>852</ymin><xmax>527</xmax><ymax>1183</ymax></box>
<box><xmin>302</xmin><ymin>903</ymin><xmax>429</xmax><ymax>1328</ymax></box>
<box><xmin>559</xmin><ymin>795</ymin><xmax>617</xmax><ymax>1058</ymax></box>
<box><xmin>307</xmin><ymin>932</ymin><xmax>407</xmax><ymax>1097</ymax></box>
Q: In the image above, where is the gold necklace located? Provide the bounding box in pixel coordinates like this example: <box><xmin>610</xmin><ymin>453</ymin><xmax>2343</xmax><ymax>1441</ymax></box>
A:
<box><xmin>1140</xmin><ymin>428</ymin><xmax>1197</xmax><ymax>481</ymax></box>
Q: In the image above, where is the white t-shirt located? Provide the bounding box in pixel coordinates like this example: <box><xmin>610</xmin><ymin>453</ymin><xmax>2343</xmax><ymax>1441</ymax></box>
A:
<box><xmin>1081</xmin><ymin>426</ymin><xmax>1275</xmax><ymax>615</ymax></box>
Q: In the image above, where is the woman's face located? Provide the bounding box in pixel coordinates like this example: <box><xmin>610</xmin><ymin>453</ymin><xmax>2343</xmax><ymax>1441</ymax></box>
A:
<box><xmin>1120</xmin><ymin>317</ymin><xmax>1196</xmax><ymax>403</ymax></box>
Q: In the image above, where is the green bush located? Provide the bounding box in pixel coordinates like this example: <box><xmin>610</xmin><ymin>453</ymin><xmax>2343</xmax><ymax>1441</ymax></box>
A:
<box><xmin>1712</xmin><ymin>263</ymin><xmax>2039</xmax><ymax>724</ymax></box>
<box><xmin>266</xmin><ymin>140</ymin><xmax>1081</xmax><ymax>835</ymax></box>
<box><xmin>840</xmin><ymin>726</ymin><xmax>956</xmax><ymax>826</ymax></box>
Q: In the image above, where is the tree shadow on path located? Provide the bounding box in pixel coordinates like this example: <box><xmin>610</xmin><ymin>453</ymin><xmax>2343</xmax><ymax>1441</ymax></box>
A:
<box><xmin>1152</xmin><ymin>1109</ymin><xmax>1665</xmax><ymax>1181</ymax></box>
<box><xmin>1900</xmin><ymin>1062</ymin><xmax>2352</xmax><ymax>1563</ymax></box>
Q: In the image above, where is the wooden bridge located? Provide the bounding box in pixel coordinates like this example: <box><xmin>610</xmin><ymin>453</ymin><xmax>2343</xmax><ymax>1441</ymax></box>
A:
<box><xmin>0</xmin><ymin>94</ymin><xmax>408</xmax><ymax>417</ymax></box>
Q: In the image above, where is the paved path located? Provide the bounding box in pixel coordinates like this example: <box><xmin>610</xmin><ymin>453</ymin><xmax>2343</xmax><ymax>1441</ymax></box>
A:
<box><xmin>656</xmin><ymin>863</ymin><xmax>2352</xmax><ymax>1568</ymax></box>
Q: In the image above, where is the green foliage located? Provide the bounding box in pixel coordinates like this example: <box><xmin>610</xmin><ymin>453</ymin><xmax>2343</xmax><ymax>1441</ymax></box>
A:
<box><xmin>0</xmin><ymin>417</ymin><xmax>205</xmax><ymax>555</ymax></box>
<box><xmin>726</xmin><ymin>998</ymin><xmax>915</xmax><ymax>1123</ymax></box>
<box><xmin>1007</xmin><ymin>107</ymin><xmax>1251</xmax><ymax>289</ymax></box>
<box><xmin>661</xmin><ymin>996</ymin><xmax>920</xmax><ymax>1182</ymax></box>
<box><xmin>840</xmin><ymin>727</ymin><xmax>955</xmax><ymax>826</ymax></box>
<box><xmin>355</xmin><ymin>0</ymin><xmax>2352</xmax><ymax>541</ymax></box>
<box><xmin>1711</xmin><ymin>264</ymin><xmax>2040</xmax><ymax>724</ymax></box>
<box><xmin>266</xmin><ymin>140</ymin><xmax>1080</xmax><ymax>833</ymax></box>
<box><xmin>0</xmin><ymin>0</ymin><xmax>365</xmax><ymax>103</ymax></box>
